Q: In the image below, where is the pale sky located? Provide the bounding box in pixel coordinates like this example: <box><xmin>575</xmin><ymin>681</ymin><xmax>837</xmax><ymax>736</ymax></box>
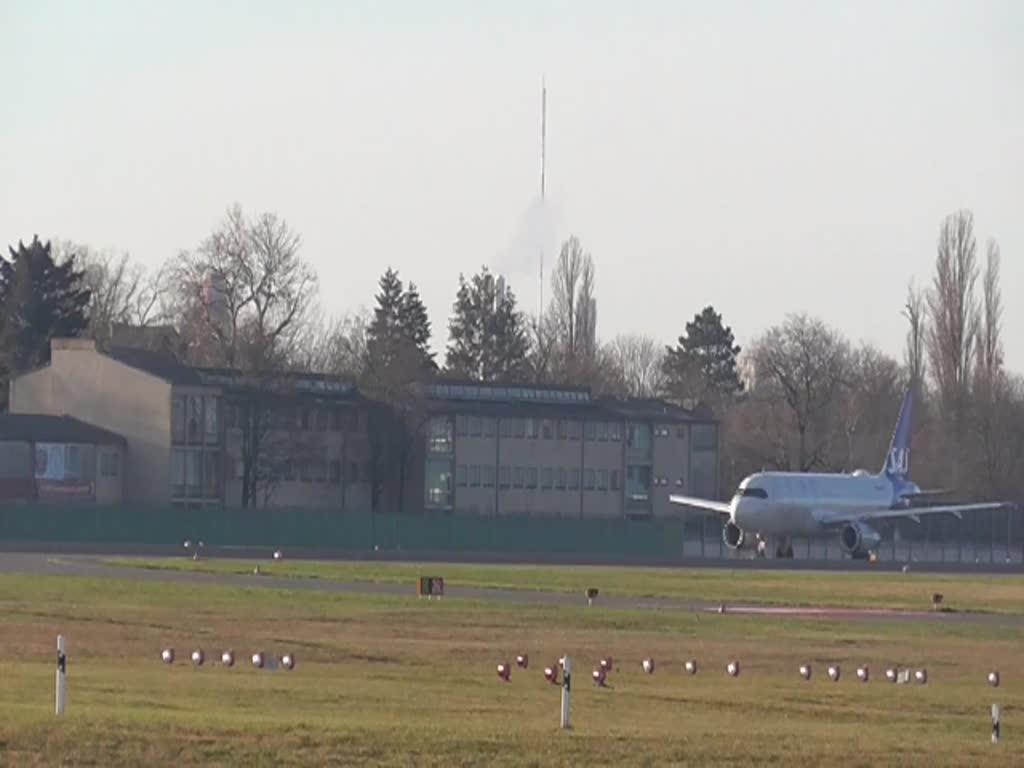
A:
<box><xmin>3</xmin><ymin>1</ymin><xmax>1022</xmax><ymax>371</ymax></box>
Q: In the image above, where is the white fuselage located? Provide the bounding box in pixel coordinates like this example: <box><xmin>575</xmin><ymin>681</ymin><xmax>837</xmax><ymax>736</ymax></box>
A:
<box><xmin>730</xmin><ymin>471</ymin><xmax>896</xmax><ymax>537</ymax></box>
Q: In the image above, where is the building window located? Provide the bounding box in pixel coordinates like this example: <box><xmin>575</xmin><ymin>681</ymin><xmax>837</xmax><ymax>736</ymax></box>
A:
<box><xmin>514</xmin><ymin>418</ymin><xmax>526</xmax><ymax>438</ymax></box>
<box><xmin>185</xmin><ymin>449</ymin><xmax>201</xmax><ymax>497</ymax></box>
<box><xmin>676</xmin><ymin>426</ymin><xmax>687</xmax><ymax>441</ymax></box>
<box><xmin>597</xmin><ymin>469</ymin><xmax>609</xmax><ymax>491</ymax></box>
<box><xmin>513</xmin><ymin>466</ymin><xmax>525</xmax><ymax>488</ymax></box>
<box><xmin>525</xmin><ymin>419</ymin><xmax>538</xmax><ymax>439</ymax></box>
<box><xmin>100</xmin><ymin>450</ymin><xmax>120</xmax><ymax>478</ymax></box>
<box><xmin>526</xmin><ymin>467</ymin><xmax>538</xmax><ymax>489</ymax></box>
<box><xmin>556</xmin><ymin>467</ymin><xmax>566</xmax><ymax>490</ymax></box>
<box><xmin>626</xmin><ymin>464</ymin><xmax>652</xmax><ymax>501</ymax></box>
<box><xmin>483</xmin><ymin>417</ymin><xmax>496</xmax><ymax>437</ymax></box>
<box><xmin>428</xmin><ymin>417</ymin><xmax>453</xmax><ymax>454</ymax></box>
<box><xmin>300</xmin><ymin>459</ymin><xmax>313</xmax><ymax>483</ymax></box>
<box><xmin>330</xmin><ymin>460</ymin><xmax>342</xmax><ymax>484</ymax></box>
<box><xmin>541</xmin><ymin>467</ymin><xmax>553</xmax><ymax>489</ymax></box>
<box><xmin>598</xmin><ymin>422</ymin><xmax>609</xmax><ymax>441</ymax></box>
<box><xmin>424</xmin><ymin>458</ymin><xmax>453</xmax><ymax>507</ymax></box>
<box><xmin>172</xmin><ymin>395</ymin><xmax>186</xmax><ymax>443</ymax></box>
<box><xmin>203</xmin><ymin>451</ymin><xmax>219</xmax><ymax>498</ymax></box>
<box><xmin>500</xmin><ymin>419</ymin><xmax>512</xmax><ymax>438</ymax></box>
<box><xmin>627</xmin><ymin>423</ymin><xmax>652</xmax><ymax>455</ymax></box>
<box><xmin>456</xmin><ymin>464</ymin><xmax>467</xmax><ymax>487</ymax></box>
<box><xmin>541</xmin><ymin>420</ymin><xmax>554</xmax><ymax>439</ymax></box>
<box><xmin>482</xmin><ymin>465</ymin><xmax>495</xmax><ymax>488</ymax></box>
<box><xmin>469</xmin><ymin>416</ymin><xmax>482</xmax><ymax>437</ymax></box>
<box><xmin>171</xmin><ymin>449</ymin><xmax>186</xmax><ymax>497</ymax></box>
<box><xmin>584</xmin><ymin>421</ymin><xmax>597</xmax><ymax>441</ymax></box>
<box><xmin>203</xmin><ymin>396</ymin><xmax>219</xmax><ymax>444</ymax></box>
<box><xmin>455</xmin><ymin>414</ymin><xmax>468</xmax><ymax>436</ymax></box>
<box><xmin>315</xmin><ymin>407</ymin><xmax>329</xmax><ymax>432</ymax></box>
<box><xmin>500</xmin><ymin>465</ymin><xmax>511</xmax><ymax>488</ymax></box>
<box><xmin>557</xmin><ymin>420</ymin><xmax>567</xmax><ymax>439</ymax></box>
<box><xmin>692</xmin><ymin>424</ymin><xmax>717</xmax><ymax>451</ymax></box>
<box><xmin>565</xmin><ymin>419</ymin><xmax>581</xmax><ymax>440</ymax></box>
<box><xmin>300</xmin><ymin>408</ymin><xmax>311</xmax><ymax>431</ymax></box>
<box><xmin>610</xmin><ymin>469</ymin><xmax>620</xmax><ymax>491</ymax></box>
<box><xmin>610</xmin><ymin>422</ymin><xmax>623</xmax><ymax>441</ymax></box>
<box><xmin>584</xmin><ymin>469</ymin><xmax>596</xmax><ymax>490</ymax></box>
<box><xmin>569</xmin><ymin>468</ymin><xmax>580</xmax><ymax>490</ymax></box>
<box><xmin>349</xmin><ymin>461</ymin><xmax>359</xmax><ymax>483</ymax></box>
<box><xmin>470</xmin><ymin>465</ymin><xmax>481</xmax><ymax>487</ymax></box>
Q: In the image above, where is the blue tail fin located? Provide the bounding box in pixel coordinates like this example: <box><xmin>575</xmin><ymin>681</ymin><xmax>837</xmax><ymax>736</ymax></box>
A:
<box><xmin>882</xmin><ymin>390</ymin><xmax>913</xmax><ymax>481</ymax></box>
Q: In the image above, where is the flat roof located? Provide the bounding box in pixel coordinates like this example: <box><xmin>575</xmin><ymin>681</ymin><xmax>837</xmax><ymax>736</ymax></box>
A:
<box><xmin>0</xmin><ymin>414</ymin><xmax>125</xmax><ymax>445</ymax></box>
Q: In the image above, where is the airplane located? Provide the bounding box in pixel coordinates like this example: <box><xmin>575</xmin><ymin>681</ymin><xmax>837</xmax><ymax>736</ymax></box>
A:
<box><xmin>669</xmin><ymin>390</ymin><xmax>1017</xmax><ymax>560</ymax></box>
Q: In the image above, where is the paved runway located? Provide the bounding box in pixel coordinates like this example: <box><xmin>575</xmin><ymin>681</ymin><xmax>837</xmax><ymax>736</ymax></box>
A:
<box><xmin>2</xmin><ymin>551</ymin><xmax>1022</xmax><ymax>628</ymax></box>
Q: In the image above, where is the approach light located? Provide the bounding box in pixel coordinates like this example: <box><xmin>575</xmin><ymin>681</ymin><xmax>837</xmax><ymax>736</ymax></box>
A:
<box><xmin>161</xmin><ymin>648</ymin><xmax>175</xmax><ymax>664</ymax></box>
<box><xmin>856</xmin><ymin>666</ymin><xmax>869</xmax><ymax>682</ymax></box>
<box><xmin>642</xmin><ymin>658</ymin><xmax>655</xmax><ymax>674</ymax></box>
<box><xmin>915</xmin><ymin>669</ymin><xmax>927</xmax><ymax>684</ymax></box>
<box><xmin>592</xmin><ymin>667</ymin><xmax>607</xmax><ymax>687</ymax></box>
<box><xmin>827</xmin><ymin>665</ymin><xmax>840</xmax><ymax>682</ymax></box>
<box><xmin>988</xmin><ymin>671</ymin><xmax>1000</xmax><ymax>687</ymax></box>
<box><xmin>252</xmin><ymin>652</ymin><xmax>264</xmax><ymax>669</ymax></box>
<box><xmin>516</xmin><ymin>654</ymin><xmax>529</xmax><ymax>669</ymax></box>
<box><xmin>221</xmin><ymin>650</ymin><xmax>234</xmax><ymax>667</ymax></box>
<box><xmin>281</xmin><ymin>653</ymin><xmax>295</xmax><ymax>671</ymax></box>
<box><xmin>600</xmin><ymin>657</ymin><xmax>613</xmax><ymax>673</ymax></box>
<box><xmin>191</xmin><ymin>649</ymin><xmax>205</xmax><ymax>666</ymax></box>
<box><xmin>799</xmin><ymin>664</ymin><xmax>812</xmax><ymax>680</ymax></box>
<box><xmin>727</xmin><ymin>661</ymin><xmax>740</xmax><ymax>677</ymax></box>
<box><xmin>885</xmin><ymin>668</ymin><xmax>897</xmax><ymax>683</ymax></box>
<box><xmin>685</xmin><ymin>660</ymin><xmax>698</xmax><ymax>675</ymax></box>
<box><xmin>497</xmin><ymin>663</ymin><xmax>510</xmax><ymax>682</ymax></box>
<box><xmin>544</xmin><ymin>666</ymin><xmax>559</xmax><ymax>684</ymax></box>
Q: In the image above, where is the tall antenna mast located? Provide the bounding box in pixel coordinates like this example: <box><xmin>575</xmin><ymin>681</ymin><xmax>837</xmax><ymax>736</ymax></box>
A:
<box><xmin>539</xmin><ymin>77</ymin><xmax>546</xmax><ymax>322</ymax></box>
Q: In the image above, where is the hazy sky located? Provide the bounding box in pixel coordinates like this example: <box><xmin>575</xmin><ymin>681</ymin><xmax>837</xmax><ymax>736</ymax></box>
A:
<box><xmin>3</xmin><ymin>1</ymin><xmax>1022</xmax><ymax>372</ymax></box>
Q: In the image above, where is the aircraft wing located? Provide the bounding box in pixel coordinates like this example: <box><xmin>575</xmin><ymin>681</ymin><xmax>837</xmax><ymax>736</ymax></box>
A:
<box><xmin>815</xmin><ymin>501</ymin><xmax>1017</xmax><ymax>527</ymax></box>
<box><xmin>668</xmin><ymin>494</ymin><xmax>732</xmax><ymax>516</ymax></box>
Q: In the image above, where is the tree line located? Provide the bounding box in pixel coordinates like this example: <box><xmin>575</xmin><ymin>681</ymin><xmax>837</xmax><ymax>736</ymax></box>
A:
<box><xmin>2</xmin><ymin>205</ymin><xmax>1020</xmax><ymax>508</ymax></box>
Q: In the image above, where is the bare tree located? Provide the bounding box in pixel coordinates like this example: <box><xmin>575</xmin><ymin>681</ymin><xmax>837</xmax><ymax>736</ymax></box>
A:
<box><xmin>170</xmin><ymin>204</ymin><xmax>319</xmax><ymax>507</ymax></box>
<box><xmin>295</xmin><ymin>307</ymin><xmax>370</xmax><ymax>378</ymax></box>
<box><xmin>547</xmin><ymin>236</ymin><xmax>597</xmax><ymax>384</ymax></box>
<box><xmin>749</xmin><ymin>314</ymin><xmax>851</xmax><ymax>471</ymax></box>
<box><xmin>53</xmin><ymin>241</ymin><xmax>166</xmax><ymax>343</ymax></box>
<box><xmin>973</xmin><ymin>239</ymin><xmax>1006</xmax><ymax>497</ymax></box>
<box><xmin>837</xmin><ymin>344</ymin><xmax>903</xmax><ymax>471</ymax></box>
<box><xmin>902</xmin><ymin>279</ymin><xmax>927</xmax><ymax>394</ymax></box>
<box><xmin>926</xmin><ymin>209</ymin><xmax>979</xmax><ymax>422</ymax></box>
<box><xmin>603</xmin><ymin>334</ymin><xmax>665</xmax><ymax>398</ymax></box>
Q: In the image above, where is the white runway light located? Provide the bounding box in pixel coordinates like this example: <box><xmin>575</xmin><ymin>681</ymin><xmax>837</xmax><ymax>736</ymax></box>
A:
<box><xmin>642</xmin><ymin>658</ymin><xmax>655</xmax><ymax>675</ymax></box>
<box><xmin>599</xmin><ymin>657</ymin><xmax>613</xmax><ymax>673</ymax></box>
<box><xmin>161</xmin><ymin>648</ymin><xmax>175</xmax><ymax>664</ymax></box>
<box><xmin>281</xmin><ymin>653</ymin><xmax>295</xmax><ymax>671</ymax></box>
<box><xmin>727</xmin><ymin>661</ymin><xmax>740</xmax><ymax>677</ymax></box>
<box><xmin>685</xmin><ymin>660</ymin><xmax>697</xmax><ymax>675</ymax></box>
<box><xmin>252</xmin><ymin>652</ymin><xmax>264</xmax><ymax>669</ymax></box>
<box><xmin>516</xmin><ymin>654</ymin><xmax>529</xmax><ymax>669</ymax></box>
<box><xmin>544</xmin><ymin>666</ymin><xmax>559</xmax><ymax>684</ymax></box>
<box><xmin>828</xmin><ymin>665</ymin><xmax>840</xmax><ymax>682</ymax></box>
<box><xmin>273</xmin><ymin>550</ymin><xmax>282</xmax><ymax>560</ymax></box>
<box><xmin>915</xmin><ymin>669</ymin><xmax>928</xmax><ymax>684</ymax></box>
<box><xmin>221</xmin><ymin>650</ymin><xmax>234</xmax><ymax>667</ymax></box>
<box><xmin>799</xmin><ymin>664</ymin><xmax>812</xmax><ymax>680</ymax></box>
<box><xmin>497</xmin><ymin>663</ymin><xmax>510</xmax><ymax>682</ymax></box>
<box><xmin>988</xmin><ymin>671</ymin><xmax>1000</xmax><ymax>688</ymax></box>
<box><xmin>191</xmin><ymin>649</ymin><xmax>205</xmax><ymax>666</ymax></box>
<box><xmin>857</xmin><ymin>666</ymin><xmax>869</xmax><ymax>682</ymax></box>
<box><xmin>885</xmin><ymin>668</ymin><xmax>897</xmax><ymax>683</ymax></box>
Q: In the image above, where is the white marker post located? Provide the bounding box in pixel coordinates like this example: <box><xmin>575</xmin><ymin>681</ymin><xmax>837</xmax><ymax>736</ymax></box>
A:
<box><xmin>992</xmin><ymin>704</ymin><xmax>1000</xmax><ymax>744</ymax></box>
<box><xmin>560</xmin><ymin>656</ymin><xmax>572</xmax><ymax>730</ymax></box>
<box><xmin>56</xmin><ymin>635</ymin><xmax>67</xmax><ymax>716</ymax></box>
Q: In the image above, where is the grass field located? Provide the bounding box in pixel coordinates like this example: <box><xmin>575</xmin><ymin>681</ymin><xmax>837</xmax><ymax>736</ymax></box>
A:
<box><xmin>106</xmin><ymin>556</ymin><xmax>1024</xmax><ymax>614</ymax></box>
<box><xmin>1</xmin><ymin>564</ymin><xmax>1021</xmax><ymax>767</ymax></box>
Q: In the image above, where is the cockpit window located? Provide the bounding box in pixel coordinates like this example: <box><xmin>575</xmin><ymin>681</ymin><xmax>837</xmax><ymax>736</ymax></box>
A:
<box><xmin>734</xmin><ymin>487</ymin><xmax>768</xmax><ymax>499</ymax></box>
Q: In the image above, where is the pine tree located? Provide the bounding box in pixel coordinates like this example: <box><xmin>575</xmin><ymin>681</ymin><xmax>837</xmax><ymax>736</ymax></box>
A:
<box><xmin>662</xmin><ymin>305</ymin><xmax>743</xmax><ymax>402</ymax></box>
<box><xmin>398</xmin><ymin>281</ymin><xmax>435</xmax><ymax>370</ymax></box>
<box><xmin>445</xmin><ymin>267</ymin><xmax>530</xmax><ymax>382</ymax></box>
<box><xmin>0</xmin><ymin>236</ymin><xmax>91</xmax><ymax>401</ymax></box>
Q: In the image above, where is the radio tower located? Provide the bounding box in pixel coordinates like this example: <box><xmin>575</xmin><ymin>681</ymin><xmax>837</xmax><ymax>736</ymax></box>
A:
<box><xmin>539</xmin><ymin>77</ymin><xmax>546</xmax><ymax>322</ymax></box>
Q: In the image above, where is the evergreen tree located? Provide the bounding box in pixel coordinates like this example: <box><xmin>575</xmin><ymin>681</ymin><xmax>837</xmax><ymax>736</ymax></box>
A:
<box><xmin>662</xmin><ymin>305</ymin><xmax>743</xmax><ymax>402</ymax></box>
<box><xmin>445</xmin><ymin>267</ymin><xmax>530</xmax><ymax>382</ymax></box>
<box><xmin>0</xmin><ymin>236</ymin><xmax>91</xmax><ymax>403</ymax></box>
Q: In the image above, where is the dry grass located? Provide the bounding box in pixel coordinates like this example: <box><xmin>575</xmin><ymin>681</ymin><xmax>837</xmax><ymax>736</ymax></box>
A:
<box><xmin>0</xmin><ymin>573</ymin><xmax>1020</xmax><ymax>766</ymax></box>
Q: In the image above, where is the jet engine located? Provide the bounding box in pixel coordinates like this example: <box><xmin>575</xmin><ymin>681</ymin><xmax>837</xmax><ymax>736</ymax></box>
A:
<box><xmin>840</xmin><ymin>522</ymin><xmax>881</xmax><ymax>559</ymax></box>
<box><xmin>723</xmin><ymin>521</ymin><xmax>757</xmax><ymax>551</ymax></box>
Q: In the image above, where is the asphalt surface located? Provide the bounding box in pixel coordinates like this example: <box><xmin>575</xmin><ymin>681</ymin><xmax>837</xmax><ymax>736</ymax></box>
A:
<box><xmin>2</xmin><ymin>551</ymin><xmax>1022</xmax><ymax>628</ymax></box>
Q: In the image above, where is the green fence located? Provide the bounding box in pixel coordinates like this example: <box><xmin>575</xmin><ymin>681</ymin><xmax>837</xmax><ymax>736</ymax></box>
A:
<box><xmin>0</xmin><ymin>505</ymin><xmax>689</xmax><ymax>561</ymax></box>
